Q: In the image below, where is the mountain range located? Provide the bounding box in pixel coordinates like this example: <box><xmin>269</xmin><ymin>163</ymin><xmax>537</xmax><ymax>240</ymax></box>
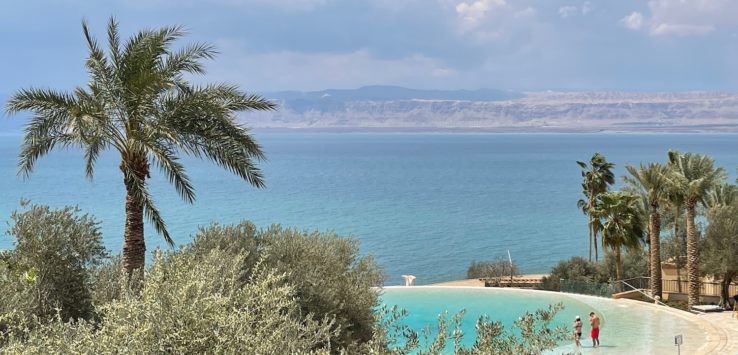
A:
<box><xmin>243</xmin><ymin>86</ymin><xmax>738</xmax><ymax>132</ymax></box>
<box><xmin>4</xmin><ymin>87</ymin><xmax>738</xmax><ymax>133</ymax></box>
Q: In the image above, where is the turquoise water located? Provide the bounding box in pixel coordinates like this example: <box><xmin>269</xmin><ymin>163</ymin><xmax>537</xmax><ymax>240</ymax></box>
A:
<box><xmin>379</xmin><ymin>287</ymin><xmax>706</xmax><ymax>354</ymax></box>
<box><xmin>1</xmin><ymin>132</ymin><xmax>738</xmax><ymax>284</ymax></box>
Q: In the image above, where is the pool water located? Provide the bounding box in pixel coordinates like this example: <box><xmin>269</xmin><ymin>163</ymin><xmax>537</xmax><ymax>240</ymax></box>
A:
<box><xmin>379</xmin><ymin>287</ymin><xmax>707</xmax><ymax>354</ymax></box>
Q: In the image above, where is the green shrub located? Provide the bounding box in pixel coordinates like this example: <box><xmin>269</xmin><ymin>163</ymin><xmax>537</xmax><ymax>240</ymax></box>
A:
<box><xmin>602</xmin><ymin>248</ymin><xmax>649</xmax><ymax>281</ymax></box>
<box><xmin>1</xmin><ymin>203</ymin><xmax>108</xmax><ymax>323</ymax></box>
<box><xmin>540</xmin><ymin>256</ymin><xmax>606</xmax><ymax>291</ymax></box>
<box><xmin>187</xmin><ymin>222</ymin><xmax>385</xmax><ymax>351</ymax></box>
<box><xmin>363</xmin><ymin>303</ymin><xmax>569</xmax><ymax>354</ymax></box>
<box><xmin>90</xmin><ymin>255</ymin><xmax>124</xmax><ymax>307</ymax></box>
<box><xmin>467</xmin><ymin>257</ymin><xmax>519</xmax><ymax>279</ymax></box>
<box><xmin>2</xmin><ymin>249</ymin><xmax>335</xmax><ymax>354</ymax></box>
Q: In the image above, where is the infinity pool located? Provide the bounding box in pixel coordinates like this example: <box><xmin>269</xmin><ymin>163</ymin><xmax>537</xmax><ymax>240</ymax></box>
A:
<box><xmin>379</xmin><ymin>287</ymin><xmax>708</xmax><ymax>354</ymax></box>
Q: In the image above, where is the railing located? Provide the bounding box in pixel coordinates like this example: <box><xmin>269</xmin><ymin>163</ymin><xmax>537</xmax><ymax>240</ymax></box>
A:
<box><xmin>662</xmin><ymin>279</ymin><xmax>738</xmax><ymax>297</ymax></box>
<box><xmin>614</xmin><ymin>277</ymin><xmax>670</xmax><ymax>307</ymax></box>
<box><xmin>561</xmin><ymin>276</ymin><xmax>738</xmax><ymax>299</ymax></box>
<box><xmin>617</xmin><ymin>277</ymin><xmax>650</xmax><ymax>291</ymax></box>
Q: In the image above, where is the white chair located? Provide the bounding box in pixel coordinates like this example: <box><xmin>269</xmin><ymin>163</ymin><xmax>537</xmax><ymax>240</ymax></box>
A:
<box><xmin>402</xmin><ymin>275</ymin><xmax>416</xmax><ymax>286</ymax></box>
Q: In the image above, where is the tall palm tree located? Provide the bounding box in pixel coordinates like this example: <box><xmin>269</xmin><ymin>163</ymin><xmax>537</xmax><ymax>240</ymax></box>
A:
<box><xmin>705</xmin><ymin>183</ymin><xmax>738</xmax><ymax>209</ymax></box>
<box><xmin>666</xmin><ymin>151</ymin><xmax>726</xmax><ymax>308</ymax></box>
<box><xmin>577</xmin><ymin>153</ymin><xmax>615</xmax><ymax>261</ymax></box>
<box><xmin>5</xmin><ymin>19</ymin><xmax>275</xmax><ymax>277</ymax></box>
<box><xmin>622</xmin><ymin>163</ymin><xmax>670</xmax><ymax>299</ymax></box>
<box><xmin>596</xmin><ymin>191</ymin><xmax>645</xmax><ymax>283</ymax></box>
<box><xmin>664</xmin><ymin>174</ymin><xmax>687</xmax><ymax>292</ymax></box>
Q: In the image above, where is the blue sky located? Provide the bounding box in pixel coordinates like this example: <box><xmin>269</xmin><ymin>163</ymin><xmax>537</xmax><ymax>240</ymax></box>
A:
<box><xmin>1</xmin><ymin>0</ymin><xmax>738</xmax><ymax>95</ymax></box>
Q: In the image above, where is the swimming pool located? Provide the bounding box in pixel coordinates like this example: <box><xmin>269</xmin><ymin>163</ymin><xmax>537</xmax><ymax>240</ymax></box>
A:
<box><xmin>379</xmin><ymin>287</ymin><xmax>709</xmax><ymax>354</ymax></box>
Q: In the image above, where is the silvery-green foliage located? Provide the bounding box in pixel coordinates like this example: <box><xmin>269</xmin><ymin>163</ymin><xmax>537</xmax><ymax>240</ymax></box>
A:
<box><xmin>1</xmin><ymin>203</ymin><xmax>107</xmax><ymax>323</ymax></box>
<box><xmin>0</xmin><ymin>258</ymin><xmax>36</xmax><ymax>334</ymax></box>
<box><xmin>2</xmin><ymin>249</ymin><xmax>335</xmax><ymax>354</ymax></box>
<box><xmin>362</xmin><ymin>305</ymin><xmax>419</xmax><ymax>355</ymax></box>
<box><xmin>187</xmin><ymin>222</ymin><xmax>385</xmax><ymax>351</ymax></box>
<box><xmin>364</xmin><ymin>303</ymin><xmax>568</xmax><ymax>355</ymax></box>
<box><xmin>89</xmin><ymin>255</ymin><xmax>124</xmax><ymax>307</ymax></box>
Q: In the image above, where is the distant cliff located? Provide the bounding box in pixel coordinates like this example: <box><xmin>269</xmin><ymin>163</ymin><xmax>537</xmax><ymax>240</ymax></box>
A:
<box><xmin>242</xmin><ymin>87</ymin><xmax>738</xmax><ymax>132</ymax></box>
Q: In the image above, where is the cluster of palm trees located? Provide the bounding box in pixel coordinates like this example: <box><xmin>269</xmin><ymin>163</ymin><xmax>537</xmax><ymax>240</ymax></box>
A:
<box><xmin>578</xmin><ymin>151</ymin><xmax>728</xmax><ymax>309</ymax></box>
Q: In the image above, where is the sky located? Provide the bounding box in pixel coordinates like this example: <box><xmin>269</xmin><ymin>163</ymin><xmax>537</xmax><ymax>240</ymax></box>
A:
<box><xmin>1</xmin><ymin>0</ymin><xmax>738</xmax><ymax>95</ymax></box>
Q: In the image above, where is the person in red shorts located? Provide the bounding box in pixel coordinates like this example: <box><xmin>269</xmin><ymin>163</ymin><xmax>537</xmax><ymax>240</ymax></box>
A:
<box><xmin>589</xmin><ymin>312</ymin><xmax>600</xmax><ymax>348</ymax></box>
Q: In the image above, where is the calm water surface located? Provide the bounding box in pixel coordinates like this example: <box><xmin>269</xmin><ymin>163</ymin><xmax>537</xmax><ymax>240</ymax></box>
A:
<box><xmin>1</xmin><ymin>132</ymin><xmax>737</xmax><ymax>284</ymax></box>
<box><xmin>379</xmin><ymin>287</ymin><xmax>706</xmax><ymax>354</ymax></box>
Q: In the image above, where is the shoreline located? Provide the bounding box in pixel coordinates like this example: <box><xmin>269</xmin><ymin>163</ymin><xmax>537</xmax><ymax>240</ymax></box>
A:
<box><xmin>426</xmin><ymin>274</ymin><xmax>549</xmax><ymax>287</ymax></box>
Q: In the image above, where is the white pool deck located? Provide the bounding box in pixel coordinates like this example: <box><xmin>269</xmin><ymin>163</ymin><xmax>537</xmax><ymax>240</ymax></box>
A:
<box><xmin>694</xmin><ymin>309</ymin><xmax>738</xmax><ymax>354</ymax></box>
<box><xmin>386</xmin><ymin>285</ymin><xmax>738</xmax><ymax>354</ymax></box>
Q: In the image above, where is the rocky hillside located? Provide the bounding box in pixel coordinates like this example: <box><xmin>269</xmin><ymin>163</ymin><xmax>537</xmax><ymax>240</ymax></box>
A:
<box><xmin>242</xmin><ymin>88</ymin><xmax>738</xmax><ymax>132</ymax></box>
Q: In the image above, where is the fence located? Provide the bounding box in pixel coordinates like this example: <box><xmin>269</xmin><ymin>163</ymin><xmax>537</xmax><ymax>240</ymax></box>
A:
<box><xmin>561</xmin><ymin>277</ymin><xmax>738</xmax><ymax>299</ymax></box>
<box><xmin>662</xmin><ymin>279</ymin><xmax>738</xmax><ymax>297</ymax></box>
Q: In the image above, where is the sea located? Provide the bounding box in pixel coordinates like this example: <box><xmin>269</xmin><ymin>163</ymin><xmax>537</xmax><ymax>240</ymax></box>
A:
<box><xmin>1</xmin><ymin>132</ymin><xmax>737</xmax><ymax>285</ymax></box>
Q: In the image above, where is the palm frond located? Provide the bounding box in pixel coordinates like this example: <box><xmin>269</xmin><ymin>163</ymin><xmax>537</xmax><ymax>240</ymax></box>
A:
<box><xmin>146</xmin><ymin>141</ymin><xmax>196</xmax><ymax>203</ymax></box>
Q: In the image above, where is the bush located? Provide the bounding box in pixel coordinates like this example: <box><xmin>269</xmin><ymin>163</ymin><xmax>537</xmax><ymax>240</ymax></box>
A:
<box><xmin>540</xmin><ymin>256</ymin><xmax>606</xmax><ymax>291</ymax></box>
<box><xmin>186</xmin><ymin>222</ymin><xmax>385</xmax><ymax>351</ymax></box>
<box><xmin>602</xmin><ymin>248</ymin><xmax>648</xmax><ymax>281</ymax></box>
<box><xmin>467</xmin><ymin>257</ymin><xmax>519</xmax><ymax>280</ymax></box>
<box><xmin>0</xmin><ymin>208</ymin><xmax>569</xmax><ymax>354</ymax></box>
<box><xmin>90</xmin><ymin>255</ymin><xmax>124</xmax><ymax>307</ymax></box>
<box><xmin>1</xmin><ymin>249</ymin><xmax>335</xmax><ymax>354</ymax></box>
<box><xmin>0</xmin><ymin>203</ymin><xmax>108</xmax><ymax>324</ymax></box>
<box><xmin>363</xmin><ymin>303</ymin><xmax>569</xmax><ymax>354</ymax></box>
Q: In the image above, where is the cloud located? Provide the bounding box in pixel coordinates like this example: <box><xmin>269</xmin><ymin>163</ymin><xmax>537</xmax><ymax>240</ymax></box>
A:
<box><xmin>558</xmin><ymin>6</ymin><xmax>577</xmax><ymax>19</ymax></box>
<box><xmin>558</xmin><ymin>2</ymin><xmax>592</xmax><ymax>19</ymax></box>
<box><xmin>620</xmin><ymin>11</ymin><xmax>643</xmax><ymax>31</ymax></box>
<box><xmin>581</xmin><ymin>1</ymin><xmax>592</xmax><ymax>15</ymax></box>
<box><xmin>454</xmin><ymin>0</ymin><xmax>506</xmax><ymax>31</ymax></box>
<box><xmin>444</xmin><ymin>0</ymin><xmax>537</xmax><ymax>45</ymax></box>
<box><xmin>623</xmin><ymin>0</ymin><xmax>738</xmax><ymax>36</ymax></box>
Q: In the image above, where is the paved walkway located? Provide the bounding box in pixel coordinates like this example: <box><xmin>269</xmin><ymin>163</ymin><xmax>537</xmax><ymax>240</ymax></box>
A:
<box><xmin>695</xmin><ymin>310</ymin><xmax>738</xmax><ymax>354</ymax></box>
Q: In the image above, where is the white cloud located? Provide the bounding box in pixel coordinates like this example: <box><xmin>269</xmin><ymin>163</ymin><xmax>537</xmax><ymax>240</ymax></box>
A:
<box><xmin>454</xmin><ymin>0</ymin><xmax>506</xmax><ymax>31</ymax></box>
<box><xmin>623</xmin><ymin>0</ymin><xmax>738</xmax><ymax>36</ymax></box>
<box><xmin>558</xmin><ymin>6</ymin><xmax>577</xmax><ymax>19</ymax></box>
<box><xmin>581</xmin><ymin>2</ymin><xmax>592</xmax><ymax>15</ymax></box>
<box><xmin>620</xmin><ymin>11</ymin><xmax>643</xmax><ymax>31</ymax></box>
<box><xmin>444</xmin><ymin>0</ymin><xmax>537</xmax><ymax>44</ymax></box>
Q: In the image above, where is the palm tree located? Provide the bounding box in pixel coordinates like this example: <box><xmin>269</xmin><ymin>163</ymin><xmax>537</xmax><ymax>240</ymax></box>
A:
<box><xmin>5</xmin><ymin>19</ymin><xmax>275</xmax><ymax>278</ymax></box>
<box><xmin>577</xmin><ymin>153</ymin><xmax>615</xmax><ymax>261</ymax></box>
<box><xmin>622</xmin><ymin>163</ymin><xmax>670</xmax><ymax>299</ymax></box>
<box><xmin>705</xmin><ymin>183</ymin><xmax>738</xmax><ymax>209</ymax></box>
<box><xmin>596</xmin><ymin>191</ymin><xmax>645</xmax><ymax>283</ymax></box>
<box><xmin>666</xmin><ymin>151</ymin><xmax>726</xmax><ymax>308</ymax></box>
<box><xmin>664</xmin><ymin>175</ymin><xmax>687</xmax><ymax>292</ymax></box>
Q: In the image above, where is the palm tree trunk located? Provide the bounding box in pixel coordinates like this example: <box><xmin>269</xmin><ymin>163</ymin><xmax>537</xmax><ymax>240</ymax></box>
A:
<box><xmin>588</xmin><ymin>220</ymin><xmax>593</xmax><ymax>262</ymax></box>
<box><xmin>615</xmin><ymin>247</ymin><xmax>623</xmax><ymax>292</ymax></box>
<box><xmin>121</xmin><ymin>158</ymin><xmax>149</xmax><ymax>280</ymax></box>
<box><xmin>593</xmin><ymin>233</ymin><xmax>599</xmax><ymax>261</ymax></box>
<box><xmin>674</xmin><ymin>206</ymin><xmax>682</xmax><ymax>293</ymax></box>
<box><xmin>650</xmin><ymin>205</ymin><xmax>662</xmax><ymax>299</ymax></box>
<box><xmin>686</xmin><ymin>200</ymin><xmax>700</xmax><ymax>309</ymax></box>
<box><xmin>720</xmin><ymin>271</ymin><xmax>737</xmax><ymax>309</ymax></box>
